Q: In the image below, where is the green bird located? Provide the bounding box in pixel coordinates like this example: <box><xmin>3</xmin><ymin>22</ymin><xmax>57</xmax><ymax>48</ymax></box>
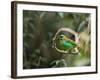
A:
<box><xmin>56</xmin><ymin>34</ymin><xmax>77</xmax><ymax>51</ymax></box>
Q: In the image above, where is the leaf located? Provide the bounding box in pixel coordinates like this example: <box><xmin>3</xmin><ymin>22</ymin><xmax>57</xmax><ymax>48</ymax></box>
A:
<box><xmin>58</xmin><ymin>12</ymin><xmax>64</xmax><ymax>18</ymax></box>
<box><xmin>40</xmin><ymin>12</ymin><xmax>46</xmax><ymax>19</ymax></box>
<box><xmin>77</xmin><ymin>20</ymin><xmax>87</xmax><ymax>32</ymax></box>
<box><xmin>50</xmin><ymin>59</ymin><xmax>67</xmax><ymax>67</ymax></box>
<box><xmin>77</xmin><ymin>16</ymin><xmax>89</xmax><ymax>32</ymax></box>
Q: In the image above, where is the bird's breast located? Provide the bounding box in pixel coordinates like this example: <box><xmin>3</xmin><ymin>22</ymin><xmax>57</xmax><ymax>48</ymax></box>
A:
<box><xmin>63</xmin><ymin>41</ymin><xmax>73</xmax><ymax>48</ymax></box>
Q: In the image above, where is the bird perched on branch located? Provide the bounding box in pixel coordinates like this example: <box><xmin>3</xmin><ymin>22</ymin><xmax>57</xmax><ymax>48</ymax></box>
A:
<box><xmin>56</xmin><ymin>34</ymin><xmax>77</xmax><ymax>51</ymax></box>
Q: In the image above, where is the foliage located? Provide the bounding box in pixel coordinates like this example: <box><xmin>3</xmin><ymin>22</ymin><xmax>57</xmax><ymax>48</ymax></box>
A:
<box><xmin>23</xmin><ymin>10</ymin><xmax>90</xmax><ymax>69</ymax></box>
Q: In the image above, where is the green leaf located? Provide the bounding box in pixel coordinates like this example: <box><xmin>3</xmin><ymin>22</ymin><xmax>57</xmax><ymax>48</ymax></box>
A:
<box><xmin>50</xmin><ymin>59</ymin><xmax>67</xmax><ymax>67</ymax></box>
<box><xmin>58</xmin><ymin>12</ymin><xmax>64</xmax><ymax>18</ymax></box>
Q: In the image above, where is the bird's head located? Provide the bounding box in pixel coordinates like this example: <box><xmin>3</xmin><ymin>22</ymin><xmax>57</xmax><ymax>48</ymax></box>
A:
<box><xmin>59</xmin><ymin>34</ymin><xmax>68</xmax><ymax>41</ymax></box>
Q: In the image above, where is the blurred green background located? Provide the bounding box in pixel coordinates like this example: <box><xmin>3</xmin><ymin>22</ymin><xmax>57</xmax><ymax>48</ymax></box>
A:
<box><xmin>23</xmin><ymin>10</ymin><xmax>91</xmax><ymax>69</ymax></box>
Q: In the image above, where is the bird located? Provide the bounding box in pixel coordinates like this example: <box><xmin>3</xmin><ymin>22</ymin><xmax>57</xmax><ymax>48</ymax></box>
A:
<box><xmin>56</xmin><ymin>34</ymin><xmax>77</xmax><ymax>51</ymax></box>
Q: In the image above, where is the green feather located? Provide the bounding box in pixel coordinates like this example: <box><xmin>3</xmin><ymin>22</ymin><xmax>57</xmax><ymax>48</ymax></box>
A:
<box><xmin>56</xmin><ymin>34</ymin><xmax>77</xmax><ymax>50</ymax></box>
<box><xmin>63</xmin><ymin>41</ymin><xmax>74</xmax><ymax>48</ymax></box>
